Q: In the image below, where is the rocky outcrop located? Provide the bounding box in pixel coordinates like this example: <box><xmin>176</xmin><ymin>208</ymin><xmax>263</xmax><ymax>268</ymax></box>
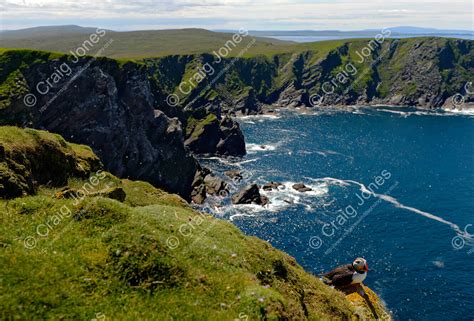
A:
<box><xmin>0</xmin><ymin>126</ymin><xmax>102</xmax><ymax>198</ymax></box>
<box><xmin>190</xmin><ymin>173</ymin><xmax>207</xmax><ymax>204</ymax></box>
<box><xmin>231</xmin><ymin>184</ymin><xmax>269</xmax><ymax>206</ymax></box>
<box><xmin>203</xmin><ymin>172</ymin><xmax>227</xmax><ymax>196</ymax></box>
<box><xmin>0</xmin><ymin>52</ymin><xmax>199</xmax><ymax>199</ymax></box>
<box><xmin>215</xmin><ymin>116</ymin><xmax>246</xmax><ymax>156</ymax></box>
<box><xmin>269</xmin><ymin>39</ymin><xmax>474</xmax><ymax>109</ymax></box>
<box><xmin>184</xmin><ymin>113</ymin><xmax>246</xmax><ymax>157</ymax></box>
<box><xmin>235</xmin><ymin>88</ymin><xmax>262</xmax><ymax>115</ymax></box>
<box><xmin>190</xmin><ymin>167</ymin><xmax>228</xmax><ymax>204</ymax></box>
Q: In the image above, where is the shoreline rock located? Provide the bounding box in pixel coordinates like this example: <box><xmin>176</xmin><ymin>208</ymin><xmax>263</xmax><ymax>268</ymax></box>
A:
<box><xmin>292</xmin><ymin>183</ymin><xmax>312</xmax><ymax>192</ymax></box>
<box><xmin>224</xmin><ymin>170</ymin><xmax>243</xmax><ymax>182</ymax></box>
<box><xmin>262</xmin><ymin>182</ymin><xmax>283</xmax><ymax>191</ymax></box>
<box><xmin>231</xmin><ymin>184</ymin><xmax>269</xmax><ymax>206</ymax></box>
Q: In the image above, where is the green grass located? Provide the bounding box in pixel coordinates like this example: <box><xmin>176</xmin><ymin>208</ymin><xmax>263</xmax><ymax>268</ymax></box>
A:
<box><xmin>186</xmin><ymin>113</ymin><xmax>218</xmax><ymax>139</ymax></box>
<box><xmin>0</xmin><ymin>29</ymin><xmax>409</xmax><ymax>60</ymax></box>
<box><xmin>0</xmin><ymin>29</ymin><xmax>294</xmax><ymax>59</ymax></box>
<box><xmin>0</xmin><ymin>175</ymin><xmax>360</xmax><ymax>320</ymax></box>
<box><xmin>0</xmin><ymin>126</ymin><xmax>101</xmax><ymax>198</ymax></box>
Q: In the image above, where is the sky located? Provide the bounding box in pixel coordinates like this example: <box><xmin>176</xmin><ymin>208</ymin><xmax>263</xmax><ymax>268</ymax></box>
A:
<box><xmin>1</xmin><ymin>0</ymin><xmax>473</xmax><ymax>31</ymax></box>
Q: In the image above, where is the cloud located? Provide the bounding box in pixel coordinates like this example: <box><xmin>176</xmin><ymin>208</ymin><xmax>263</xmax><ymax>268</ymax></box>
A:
<box><xmin>1</xmin><ymin>0</ymin><xmax>473</xmax><ymax>30</ymax></box>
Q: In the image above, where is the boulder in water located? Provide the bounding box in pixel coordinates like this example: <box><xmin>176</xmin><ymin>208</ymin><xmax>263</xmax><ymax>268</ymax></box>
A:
<box><xmin>231</xmin><ymin>184</ymin><xmax>269</xmax><ymax>206</ymax></box>
<box><xmin>292</xmin><ymin>183</ymin><xmax>312</xmax><ymax>192</ymax></box>
<box><xmin>262</xmin><ymin>182</ymin><xmax>283</xmax><ymax>191</ymax></box>
<box><xmin>224</xmin><ymin>170</ymin><xmax>243</xmax><ymax>182</ymax></box>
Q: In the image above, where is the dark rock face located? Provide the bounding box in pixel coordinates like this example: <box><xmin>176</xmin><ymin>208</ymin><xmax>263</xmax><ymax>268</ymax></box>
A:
<box><xmin>235</xmin><ymin>88</ymin><xmax>261</xmax><ymax>115</ymax></box>
<box><xmin>144</xmin><ymin>38</ymin><xmax>473</xmax><ymax>111</ymax></box>
<box><xmin>215</xmin><ymin>117</ymin><xmax>246</xmax><ymax>156</ymax></box>
<box><xmin>231</xmin><ymin>184</ymin><xmax>269</xmax><ymax>206</ymax></box>
<box><xmin>190</xmin><ymin>167</ymin><xmax>228</xmax><ymax>204</ymax></box>
<box><xmin>184</xmin><ymin>115</ymin><xmax>246</xmax><ymax>157</ymax></box>
<box><xmin>0</xmin><ymin>57</ymin><xmax>199</xmax><ymax>199</ymax></box>
<box><xmin>292</xmin><ymin>183</ymin><xmax>312</xmax><ymax>193</ymax></box>
<box><xmin>184</xmin><ymin>115</ymin><xmax>221</xmax><ymax>155</ymax></box>
<box><xmin>190</xmin><ymin>173</ymin><xmax>207</xmax><ymax>204</ymax></box>
<box><xmin>203</xmin><ymin>173</ymin><xmax>227</xmax><ymax>196</ymax></box>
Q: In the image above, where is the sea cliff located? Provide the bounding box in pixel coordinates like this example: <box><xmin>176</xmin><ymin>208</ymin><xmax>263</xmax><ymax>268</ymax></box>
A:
<box><xmin>0</xmin><ymin>38</ymin><xmax>472</xmax><ymax>200</ymax></box>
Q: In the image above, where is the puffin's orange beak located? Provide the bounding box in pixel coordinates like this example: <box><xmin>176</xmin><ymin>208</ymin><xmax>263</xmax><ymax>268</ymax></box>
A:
<box><xmin>364</xmin><ymin>263</ymin><xmax>369</xmax><ymax>272</ymax></box>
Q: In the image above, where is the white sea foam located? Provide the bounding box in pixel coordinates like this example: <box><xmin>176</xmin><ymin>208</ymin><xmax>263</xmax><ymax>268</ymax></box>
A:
<box><xmin>229</xmin><ymin>212</ymin><xmax>258</xmax><ymax>221</ymax></box>
<box><xmin>235</xmin><ymin>158</ymin><xmax>260</xmax><ymax>165</ymax></box>
<box><xmin>238</xmin><ymin>114</ymin><xmax>281</xmax><ymax>121</ymax></box>
<box><xmin>223</xmin><ymin>181</ymin><xmax>330</xmax><ymax>220</ymax></box>
<box><xmin>372</xmin><ymin>106</ymin><xmax>474</xmax><ymax>118</ymax></box>
<box><xmin>246</xmin><ymin>143</ymin><xmax>278</xmax><ymax>153</ymax></box>
<box><xmin>432</xmin><ymin>260</ymin><xmax>445</xmax><ymax>268</ymax></box>
<box><xmin>316</xmin><ymin>150</ymin><xmax>349</xmax><ymax>158</ymax></box>
<box><xmin>308</xmin><ymin>177</ymin><xmax>470</xmax><ymax>238</ymax></box>
<box><xmin>442</xmin><ymin>108</ymin><xmax>474</xmax><ymax>116</ymax></box>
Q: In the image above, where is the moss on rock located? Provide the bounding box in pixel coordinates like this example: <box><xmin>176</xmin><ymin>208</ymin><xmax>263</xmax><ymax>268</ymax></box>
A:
<box><xmin>0</xmin><ymin>126</ymin><xmax>102</xmax><ymax>198</ymax></box>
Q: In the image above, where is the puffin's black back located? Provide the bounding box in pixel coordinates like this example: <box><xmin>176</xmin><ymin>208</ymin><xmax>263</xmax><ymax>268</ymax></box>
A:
<box><xmin>322</xmin><ymin>264</ymin><xmax>355</xmax><ymax>287</ymax></box>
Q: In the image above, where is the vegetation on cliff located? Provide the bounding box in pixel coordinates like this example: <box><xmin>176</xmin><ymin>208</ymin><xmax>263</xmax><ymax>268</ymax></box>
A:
<box><xmin>0</xmin><ymin>126</ymin><xmax>101</xmax><ymax>198</ymax></box>
<box><xmin>142</xmin><ymin>37</ymin><xmax>473</xmax><ymax>109</ymax></box>
<box><xmin>0</xmin><ymin>126</ymin><xmax>391</xmax><ymax>320</ymax></box>
<box><xmin>0</xmin><ymin>36</ymin><xmax>472</xmax><ymax>207</ymax></box>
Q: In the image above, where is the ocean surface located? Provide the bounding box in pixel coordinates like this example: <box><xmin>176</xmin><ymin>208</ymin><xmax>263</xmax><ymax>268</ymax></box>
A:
<box><xmin>199</xmin><ymin>106</ymin><xmax>474</xmax><ymax>321</ymax></box>
<box><xmin>265</xmin><ymin>34</ymin><xmax>474</xmax><ymax>42</ymax></box>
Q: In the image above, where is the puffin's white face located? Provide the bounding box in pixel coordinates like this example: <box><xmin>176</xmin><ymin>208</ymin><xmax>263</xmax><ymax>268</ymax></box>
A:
<box><xmin>353</xmin><ymin>257</ymin><xmax>368</xmax><ymax>273</ymax></box>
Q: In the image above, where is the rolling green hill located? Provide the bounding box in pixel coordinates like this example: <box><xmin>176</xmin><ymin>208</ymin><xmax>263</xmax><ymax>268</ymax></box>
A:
<box><xmin>0</xmin><ymin>26</ymin><xmax>300</xmax><ymax>59</ymax></box>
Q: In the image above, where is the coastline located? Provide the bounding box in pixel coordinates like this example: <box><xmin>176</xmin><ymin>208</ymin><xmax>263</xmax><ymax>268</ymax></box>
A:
<box><xmin>233</xmin><ymin>103</ymin><xmax>474</xmax><ymax>118</ymax></box>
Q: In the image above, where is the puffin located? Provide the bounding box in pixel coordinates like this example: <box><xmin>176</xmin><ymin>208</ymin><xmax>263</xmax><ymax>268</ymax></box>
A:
<box><xmin>322</xmin><ymin>257</ymin><xmax>368</xmax><ymax>288</ymax></box>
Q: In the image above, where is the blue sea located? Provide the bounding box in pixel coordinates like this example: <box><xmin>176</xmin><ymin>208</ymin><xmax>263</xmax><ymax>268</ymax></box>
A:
<box><xmin>200</xmin><ymin>107</ymin><xmax>474</xmax><ymax>321</ymax></box>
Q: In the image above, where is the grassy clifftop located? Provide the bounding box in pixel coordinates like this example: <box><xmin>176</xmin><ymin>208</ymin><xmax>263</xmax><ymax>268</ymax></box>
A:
<box><xmin>0</xmin><ymin>126</ymin><xmax>101</xmax><ymax>198</ymax></box>
<box><xmin>1</xmin><ymin>37</ymin><xmax>472</xmax><ymax>116</ymax></box>
<box><xmin>0</xmin><ymin>28</ymin><xmax>296</xmax><ymax>59</ymax></box>
<box><xmin>0</xmin><ymin>126</ymin><xmax>390</xmax><ymax>320</ymax></box>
